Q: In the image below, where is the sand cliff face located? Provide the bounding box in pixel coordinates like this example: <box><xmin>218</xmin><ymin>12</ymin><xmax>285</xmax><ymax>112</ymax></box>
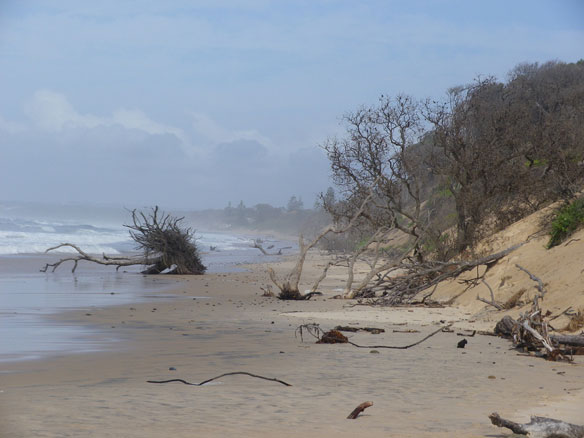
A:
<box><xmin>427</xmin><ymin>202</ymin><xmax>584</xmax><ymax>331</ymax></box>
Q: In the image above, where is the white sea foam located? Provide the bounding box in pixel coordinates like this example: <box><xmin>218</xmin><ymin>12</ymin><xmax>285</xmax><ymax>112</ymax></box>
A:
<box><xmin>0</xmin><ymin>216</ymin><xmax>266</xmax><ymax>255</ymax></box>
<box><xmin>0</xmin><ymin>202</ymin><xmax>288</xmax><ymax>256</ymax></box>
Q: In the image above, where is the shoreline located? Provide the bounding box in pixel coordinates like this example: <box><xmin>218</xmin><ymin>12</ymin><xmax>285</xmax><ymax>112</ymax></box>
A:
<box><xmin>1</xmin><ymin>254</ymin><xmax>583</xmax><ymax>437</ymax></box>
<box><xmin>0</xmin><ymin>233</ymin><xmax>293</xmax><ymax>364</ymax></box>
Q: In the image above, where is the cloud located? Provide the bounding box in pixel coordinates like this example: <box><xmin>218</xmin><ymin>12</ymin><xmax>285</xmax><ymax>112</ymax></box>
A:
<box><xmin>24</xmin><ymin>90</ymin><xmax>102</xmax><ymax>131</ymax></box>
<box><xmin>191</xmin><ymin>112</ymin><xmax>272</xmax><ymax>148</ymax></box>
<box><xmin>23</xmin><ymin>89</ymin><xmax>190</xmax><ymax>149</ymax></box>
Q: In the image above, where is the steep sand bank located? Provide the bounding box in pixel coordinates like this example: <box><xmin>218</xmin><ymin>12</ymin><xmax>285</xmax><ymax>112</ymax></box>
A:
<box><xmin>1</xmin><ymin>251</ymin><xmax>583</xmax><ymax>437</ymax></box>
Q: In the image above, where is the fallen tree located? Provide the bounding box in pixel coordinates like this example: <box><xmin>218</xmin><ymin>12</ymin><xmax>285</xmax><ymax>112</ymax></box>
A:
<box><xmin>351</xmin><ymin>243</ymin><xmax>523</xmax><ymax>305</ymax></box>
<box><xmin>41</xmin><ymin>206</ymin><xmax>206</xmax><ymax>275</ymax></box>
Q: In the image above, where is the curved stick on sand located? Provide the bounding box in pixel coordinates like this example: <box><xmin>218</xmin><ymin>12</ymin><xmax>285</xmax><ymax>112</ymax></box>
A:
<box><xmin>147</xmin><ymin>371</ymin><xmax>292</xmax><ymax>387</ymax></box>
<box><xmin>347</xmin><ymin>325</ymin><xmax>449</xmax><ymax>349</ymax></box>
<box><xmin>347</xmin><ymin>401</ymin><xmax>374</xmax><ymax>419</ymax></box>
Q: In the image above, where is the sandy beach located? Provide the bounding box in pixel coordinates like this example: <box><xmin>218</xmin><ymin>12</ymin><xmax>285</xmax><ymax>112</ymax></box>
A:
<box><xmin>2</xmin><ymin>251</ymin><xmax>583</xmax><ymax>438</ymax></box>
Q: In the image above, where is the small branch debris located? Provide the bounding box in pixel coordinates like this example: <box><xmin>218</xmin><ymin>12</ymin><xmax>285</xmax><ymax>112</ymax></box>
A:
<box><xmin>347</xmin><ymin>401</ymin><xmax>374</xmax><ymax>419</ymax></box>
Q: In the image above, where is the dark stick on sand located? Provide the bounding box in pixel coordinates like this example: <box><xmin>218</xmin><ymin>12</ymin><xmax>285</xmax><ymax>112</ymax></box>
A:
<box><xmin>147</xmin><ymin>371</ymin><xmax>292</xmax><ymax>387</ymax></box>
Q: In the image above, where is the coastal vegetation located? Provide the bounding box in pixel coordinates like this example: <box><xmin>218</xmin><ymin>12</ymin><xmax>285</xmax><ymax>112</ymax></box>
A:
<box><xmin>267</xmin><ymin>59</ymin><xmax>584</xmax><ymax>304</ymax></box>
<box><xmin>548</xmin><ymin>197</ymin><xmax>584</xmax><ymax>248</ymax></box>
<box><xmin>322</xmin><ymin>59</ymin><xmax>584</xmax><ymax>260</ymax></box>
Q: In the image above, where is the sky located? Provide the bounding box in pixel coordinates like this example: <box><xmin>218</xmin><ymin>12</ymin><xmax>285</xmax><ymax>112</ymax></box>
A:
<box><xmin>0</xmin><ymin>0</ymin><xmax>583</xmax><ymax>210</ymax></box>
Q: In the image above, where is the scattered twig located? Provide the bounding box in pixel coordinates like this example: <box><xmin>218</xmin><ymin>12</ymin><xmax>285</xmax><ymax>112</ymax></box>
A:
<box><xmin>147</xmin><ymin>371</ymin><xmax>292</xmax><ymax>387</ymax></box>
<box><xmin>347</xmin><ymin>401</ymin><xmax>374</xmax><ymax>419</ymax></box>
<box><xmin>295</xmin><ymin>323</ymin><xmax>325</xmax><ymax>342</ymax></box>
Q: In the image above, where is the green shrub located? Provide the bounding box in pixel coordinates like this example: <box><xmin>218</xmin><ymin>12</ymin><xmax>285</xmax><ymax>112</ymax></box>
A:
<box><xmin>547</xmin><ymin>198</ymin><xmax>584</xmax><ymax>248</ymax></box>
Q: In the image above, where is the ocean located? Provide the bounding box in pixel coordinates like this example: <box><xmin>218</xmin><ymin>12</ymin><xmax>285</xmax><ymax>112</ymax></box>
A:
<box><xmin>0</xmin><ymin>201</ymin><xmax>291</xmax><ymax>363</ymax></box>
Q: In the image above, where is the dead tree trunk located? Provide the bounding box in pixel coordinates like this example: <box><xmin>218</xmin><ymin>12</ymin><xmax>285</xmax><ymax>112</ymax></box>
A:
<box><xmin>268</xmin><ymin>184</ymin><xmax>378</xmax><ymax>300</ymax></box>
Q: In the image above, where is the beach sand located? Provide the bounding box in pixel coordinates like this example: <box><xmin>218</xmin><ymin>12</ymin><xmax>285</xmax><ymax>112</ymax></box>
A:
<box><xmin>2</xmin><ymin>252</ymin><xmax>583</xmax><ymax>437</ymax></box>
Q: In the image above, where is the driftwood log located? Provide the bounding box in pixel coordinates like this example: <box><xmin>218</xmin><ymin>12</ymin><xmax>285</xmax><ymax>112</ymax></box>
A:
<box><xmin>489</xmin><ymin>412</ymin><xmax>584</xmax><ymax>438</ymax></box>
<box><xmin>251</xmin><ymin>239</ymin><xmax>285</xmax><ymax>256</ymax></box>
<box><xmin>495</xmin><ymin>314</ymin><xmax>584</xmax><ymax>359</ymax></box>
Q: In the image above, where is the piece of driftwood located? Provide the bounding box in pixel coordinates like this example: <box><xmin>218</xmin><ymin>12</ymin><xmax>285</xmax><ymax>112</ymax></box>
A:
<box><xmin>147</xmin><ymin>371</ymin><xmax>292</xmax><ymax>387</ymax></box>
<box><xmin>550</xmin><ymin>334</ymin><xmax>584</xmax><ymax>347</ymax></box>
<box><xmin>276</xmin><ymin>289</ymin><xmax>322</xmax><ymax>300</ymax></box>
<box><xmin>494</xmin><ymin>310</ymin><xmax>584</xmax><ymax>360</ymax></box>
<box><xmin>489</xmin><ymin>412</ymin><xmax>584</xmax><ymax>438</ymax></box>
<box><xmin>495</xmin><ymin>315</ymin><xmax>516</xmax><ymax>337</ymax></box>
<box><xmin>251</xmin><ymin>239</ymin><xmax>283</xmax><ymax>256</ymax></box>
<box><xmin>347</xmin><ymin>401</ymin><xmax>373</xmax><ymax>419</ymax></box>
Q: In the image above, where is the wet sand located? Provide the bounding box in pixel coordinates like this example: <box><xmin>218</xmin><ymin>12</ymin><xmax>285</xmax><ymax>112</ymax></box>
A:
<box><xmin>1</xmin><ymin>255</ymin><xmax>583</xmax><ymax>437</ymax></box>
